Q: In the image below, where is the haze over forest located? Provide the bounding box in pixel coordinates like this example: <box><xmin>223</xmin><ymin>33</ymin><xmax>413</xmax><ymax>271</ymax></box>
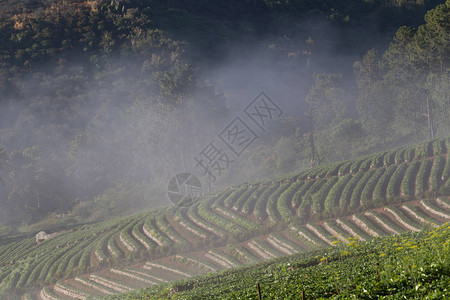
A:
<box><xmin>0</xmin><ymin>0</ymin><xmax>449</xmax><ymax>231</ymax></box>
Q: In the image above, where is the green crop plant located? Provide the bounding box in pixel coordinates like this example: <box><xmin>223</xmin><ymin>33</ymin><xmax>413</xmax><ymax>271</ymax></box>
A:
<box><xmin>386</xmin><ymin>162</ymin><xmax>408</xmax><ymax>201</ymax></box>
<box><xmin>416</xmin><ymin>159</ymin><xmax>432</xmax><ymax>196</ymax></box>
<box><xmin>401</xmin><ymin>160</ymin><xmax>420</xmax><ymax>197</ymax></box>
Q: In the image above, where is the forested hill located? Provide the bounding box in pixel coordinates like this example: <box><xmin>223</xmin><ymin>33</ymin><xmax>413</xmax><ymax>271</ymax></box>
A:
<box><xmin>0</xmin><ymin>0</ymin><xmax>449</xmax><ymax>229</ymax></box>
<box><xmin>0</xmin><ymin>0</ymin><xmax>445</xmax><ymax>69</ymax></box>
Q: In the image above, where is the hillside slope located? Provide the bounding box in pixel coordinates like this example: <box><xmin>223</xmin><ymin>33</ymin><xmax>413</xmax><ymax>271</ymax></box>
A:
<box><xmin>1</xmin><ymin>138</ymin><xmax>450</xmax><ymax>299</ymax></box>
<box><xmin>108</xmin><ymin>224</ymin><xmax>450</xmax><ymax>299</ymax></box>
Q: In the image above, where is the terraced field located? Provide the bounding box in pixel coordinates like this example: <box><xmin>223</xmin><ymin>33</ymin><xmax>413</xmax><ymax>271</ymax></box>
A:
<box><xmin>109</xmin><ymin>224</ymin><xmax>450</xmax><ymax>299</ymax></box>
<box><xmin>1</xmin><ymin>138</ymin><xmax>450</xmax><ymax>299</ymax></box>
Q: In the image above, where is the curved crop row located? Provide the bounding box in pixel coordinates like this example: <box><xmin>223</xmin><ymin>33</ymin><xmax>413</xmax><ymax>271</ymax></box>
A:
<box><xmin>119</xmin><ymin>219</ymin><xmax>143</xmax><ymax>254</ymax></box>
<box><xmin>338</xmin><ymin>161</ymin><xmax>353</xmax><ymax>176</ymax></box>
<box><xmin>174</xmin><ymin>208</ymin><xmax>209</xmax><ymax>239</ymax></box>
<box><xmin>266</xmin><ymin>183</ymin><xmax>290</xmax><ymax>223</ymax></box>
<box><xmin>361</xmin><ymin>167</ymin><xmax>385</xmax><ymax>206</ymax></box>
<box><xmin>291</xmin><ymin>180</ymin><xmax>315</xmax><ymax>209</ymax></box>
<box><xmin>109</xmin><ymin>268</ymin><xmax>159</xmax><ymax>285</ymax></box>
<box><xmin>253</xmin><ymin>184</ymin><xmax>279</xmax><ymax>221</ymax></box>
<box><xmin>322</xmin><ymin>221</ymin><xmax>350</xmax><ymax>243</ymax></box>
<box><xmin>223</xmin><ymin>186</ymin><xmax>248</xmax><ymax>209</ymax></box>
<box><xmin>0</xmin><ymin>239</ymin><xmax>34</xmax><ymax>265</ymax></box>
<box><xmin>430</xmin><ymin>155</ymin><xmax>445</xmax><ymax>192</ymax></box>
<box><xmin>175</xmin><ymin>254</ymin><xmax>219</xmax><ymax>272</ymax></box>
<box><xmin>300</xmin><ymin>179</ymin><xmax>326</xmax><ymax>217</ymax></box>
<box><xmin>290</xmin><ymin>225</ymin><xmax>325</xmax><ymax>248</ymax></box>
<box><xmin>205</xmin><ymin>249</ymin><xmax>240</xmax><ymax>269</ymax></box>
<box><xmin>350</xmin><ymin>214</ymin><xmax>385</xmax><ymax>237</ymax></box>
<box><xmin>125</xmin><ymin>267</ymin><xmax>169</xmax><ymax>283</ymax></box>
<box><xmin>213</xmin><ymin>206</ymin><xmax>258</xmax><ymax>231</ymax></box>
<box><xmin>445</xmin><ymin>138</ymin><xmax>450</xmax><ymax>152</ymax></box>
<box><xmin>303</xmin><ymin>178</ymin><xmax>326</xmax><ymax>199</ymax></box>
<box><xmin>363</xmin><ymin>211</ymin><xmax>403</xmax><ymax>235</ymax></box>
<box><xmin>384</xmin><ymin>207</ymin><xmax>421</xmax><ymax>232</ymax></box>
<box><xmin>53</xmin><ymin>282</ymin><xmax>89</xmax><ymax>299</ymax></box>
<box><xmin>442</xmin><ymin>154</ymin><xmax>450</xmax><ymax>183</ymax></box>
<box><xmin>76</xmin><ymin>244</ymin><xmax>94</xmax><ymax>275</ymax></box>
<box><xmin>371</xmin><ymin>152</ymin><xmax>386</xmax><ymax>168</ymax></box>
<box><xmin>74</xmin><ymin>276</ymin><xmax>115</xmax><ymax>295</ymax></box>
<box><xmin>143</xmin><ymin>262</ymin><xmax>193</xmax><ymax>278</ymax></box>
<box><xmin>359</xmin><ymin>156</ymin><xmax>374</xmax><ymax>173</ymax></box>
<box><xmin>432</xmin><ymin>139</ymin><xmax>446</xmax><ymax>155</ymax></box>
<box><xmin>142</xmin><ymin>217</ymin><xmax>171</xmax><ymax>247</ymax></box>
<box><xmin>1</xmin><ymin>269</ymin><xmax>20</xmax><ymax>296</ymax></box>
<box><xmin>37</xmin><ymin>248</ymin><xmax>71</xmax><ymax>285</ymax></box>
<box><xmin>373</xmin><ymin>164</ymin><xmax>397</xmax><ymax>203</ymax></box>
<box><xmin>15</xmin><ymin>257</ymin><xmax>38</xmax><ymax>290</ymax></box>
<box><xmin>107</xmin><ymin>234</ymin><xmax>123</xmax><ymax>259</ymax></box>
<box><xmin>415</xmin><ymin>141</ymin><xmax>433</xmax><ymax>159</ymax></box>
<box><xmin>386</xmin><ymin>162</ymin><xmax>408</xmax><ymax>199</ymax></box>
<box><xmin>297</xmin><ymin>194</ymin><xmax>312</xmax><ymax>221</ymax></box>
<box><xmin>416</xmin><ymin>158</ymin><xmax>432</xmax><ymax>196</ymax></box>
<box><xmin>94</xmin><ymin>225</ymin><xmax>123</xmax><ymax>263</ymax></box>
<box><xmin>225</xmin><ymin>244</ymin><xmax>259</xmax><ymax>264</ymax></box>
<box><xmin>200</xmin><ymin>198</ymin><xmax>243</xmax><ymax>235</ymax></box>
<box><xmin>312</xmin><ymin>176</ymin><xmax>338</xmax><ymax>214</ymax></box>
<box><xmin>395</xmin><ymin>147</ymin><xmax>407</xmax><ymax>164</ymax></box>
<box><xmin>266</xmin><ymin>234</ymin><xmax>303</xmax><ymax>255</ymax></box>
<box><xmin>53</xmin><ymin>232</ymin><xmax>101</xmax><ymax>279</ymax></box>
<box><xmin>420</xmin><ymin>199</ymin><xmax>450</xmax><ymax>219</ymax></box>
<box><xmin>187</xmin><ymin>205</ymin><xmax>226</xmax><ymax>238</ymax></box>
<box><xmin>131</xmin><ymin>220</ymin><xmax>156</xmax><ymax>251</ymax></box>
<box><xmin>401</xmin><ymin>204</ymin><xmax>434</xmax><ymax>224</ymax></box>
<box><xmin>383</xmin><ymin>150</ymin><xmax>396</xmax><ymax>166</ymax></box>
<box><xmin>350</xmin><ymin>169</ymin><xmax>376</xmax><ymax>209</ymax></box>
<box><xmin>241</xmin><ymin>185</ymin><xmax>265</xmax><ymax>215</ymax></box>
<box><xmin>305</xmin><ymin>224</ymin><xmax>335</xmax><ymax>245</ymax></box>
<box><xmin>324</xmin><ymin>174</ymin><xmax>352</xmax><ymax>213</ymax></box>
<box><xmin>401</xmin><ymin>160</ymin><xmax>420</xmax><ymax>197</ymax></box>
<box><xmin>339</xmin><ymin>171</ymin><xmax>365</xmax><ymax>212</ymax></box>
<box><xmin>232</xmin><ymin>185</ymin><xmax>258</xmax><ymax>212</ymax></box>
<box><xmin>349</xmin><ymin>157</ymin><xmax>366</xmax><ymax>174</ymax></box>
<box><xmin>326</xmin><ymin>162</ymin><xmax>346</xmax><ymax>177</ymax></box>
<box><xmin>404</xmin><ymin>147</ymin><xmax>416</xmax><ymax>163</ymax></box>
<box><xmin>277</xmin><ymin>180</ymin><xmax>304</xmax><ymax>222</ymax></box>
<box><xmin>198</xmin><ymin>198</ymin><xmax>244</xmax><ymax>235</ymax></box>
<box><xmin>309</xmin><ymin>166</ymin><xmax>329</xmax><ymax>179</ymax></box>
<box><xmin>210</xmin><ymin>189</ymin><xmax>235</xmax><ymax>209</ymax></box>
<box><xmin>246</xmin><ymin>239</ymin><xmax>281</xmax><ymax>260</ymax></box>
<box><xmin>64</xmin><ymin>250</ymin><xmax>85</xmax><ymax>278</ymax></box>
<box><xmin>155</xmin><ymin>213</ymin><xmax>187</xmax><ymax>246</ymax></box>
<box><xmin>40</xmin><ymin>286</ymin><xmax>61</xmax><ymax>300</ymax></box>
<box><xmin>335</xmin><ymin>218</ymin><xmax>371</xmax><ymax>241</ymax></box>
<box><xmin>436</xmin><ymin>198</ymin><xmax>450</xmax><ymax>210</ymax></box>
<box><xmin>26</xmin><ymin>258</ymin><xmax>51</xmax><ymax>289</ymax></box>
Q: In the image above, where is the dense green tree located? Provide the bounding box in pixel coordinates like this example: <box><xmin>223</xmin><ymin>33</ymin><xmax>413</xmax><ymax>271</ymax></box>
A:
<box><xmin>354</xmin><ymin>50</ymin><xmax>395</xmax><ymax>145</ymax></box>
<box><xmin>275</xmin><ymin>136</ymin><xmax>300</xmax><ymax>172</ymax></box>
<box><xmin>382</xmin><ymin>1</ymin><xmax>450</xmax><ymax>139</ymax></box>
<box><xmin>305</xmin><ymin>73</ymin><xmax>347</xmax><ymax>130</ymax></box>
<box><xmin>304</xmin><ymin>73</ymin><xmax>348</xmax><ymax>166</ymax></box>
<box><xmin>0</xmin><ymin>0</ymin><xmax>448</xmax><ymax>227</ymax></box>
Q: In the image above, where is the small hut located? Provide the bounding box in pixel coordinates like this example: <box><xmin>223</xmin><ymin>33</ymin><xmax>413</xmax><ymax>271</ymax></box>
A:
<box><xmin>35</xmin><ymin>231</ymin><xmax>48</xmax><ymax>243</ymax></box>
